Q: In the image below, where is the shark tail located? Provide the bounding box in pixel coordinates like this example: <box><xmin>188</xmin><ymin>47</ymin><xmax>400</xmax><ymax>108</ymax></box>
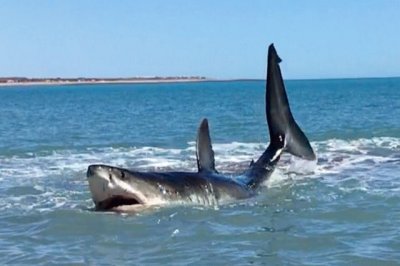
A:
<box><xmin>265</xmin><ymin>44</ymin><xmax>316</xmax><ymax>161</ymax></box>
<box><xmin>245</xmin><ymin>44</ymin><xmax>316</xmax><ymax>189</ymax></box>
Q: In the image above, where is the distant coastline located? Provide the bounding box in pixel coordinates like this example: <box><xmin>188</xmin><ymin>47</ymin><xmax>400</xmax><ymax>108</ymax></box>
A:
<box><xmin>0</xmin><ymin>76</ymin><xmax>208</xmax><ymax>87</ymax></box>
<box><xmin>1</xmin><ymin>76</ymin><xmax>399</xmax><ymax>87</ymax></box>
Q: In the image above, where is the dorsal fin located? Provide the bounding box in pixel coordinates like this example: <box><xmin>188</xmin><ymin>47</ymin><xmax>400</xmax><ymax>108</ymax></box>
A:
<box><xmin>196</xmin><ymin>118</ymin><xmax>217</xmax><ymax>173</ymax></box>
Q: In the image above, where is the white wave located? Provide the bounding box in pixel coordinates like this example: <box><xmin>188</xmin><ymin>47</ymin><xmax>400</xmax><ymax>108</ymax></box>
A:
<box><xmin>0</xmin><ymin>137</ymin><xmax>398</xmax><ymax>195</ymax></box>
<box><xmin>312</xmin><ymin>137</ymin><xmax>399</xmax><ymax>175</ymax></box>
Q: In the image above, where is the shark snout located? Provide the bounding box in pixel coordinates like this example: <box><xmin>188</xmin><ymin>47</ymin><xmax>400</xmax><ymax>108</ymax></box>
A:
<box><xmin>86</xmin><ymin>164</ymin><xmax>123</xmax><ymax>182</ymax></box>
<box><xmin>87</xmin><ymin>165</ymin><xmax>97</xmax><ymax>177</ymax></box>
<box><xmin>87</xmin><ymin>164</ymin><xmax>106</xmax><ymax>178</ymax></box>
<box><xmin>87</xmin><ymin>165</ymin><xmax>94</xmax><ymax>177</ymax></box>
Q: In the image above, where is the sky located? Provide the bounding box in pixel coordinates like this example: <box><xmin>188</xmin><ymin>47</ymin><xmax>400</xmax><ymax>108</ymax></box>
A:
<box><xmin>0</xmin><ymin>1</ymin><xmax>399</xmax><ymax>79</ymax></box>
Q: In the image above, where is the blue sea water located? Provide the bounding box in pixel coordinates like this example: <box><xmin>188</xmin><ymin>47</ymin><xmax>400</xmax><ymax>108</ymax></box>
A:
<box><xmin>0</xmin><ymin>79</ymin><xmax>399</xmax><ymax>265</ymax></box>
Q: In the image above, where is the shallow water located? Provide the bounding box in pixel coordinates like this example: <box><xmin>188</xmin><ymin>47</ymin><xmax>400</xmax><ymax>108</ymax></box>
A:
<box><xmin>0</xmin><ymin>79</ymin><xmax>399</xmax><ymax>264</ymax></box>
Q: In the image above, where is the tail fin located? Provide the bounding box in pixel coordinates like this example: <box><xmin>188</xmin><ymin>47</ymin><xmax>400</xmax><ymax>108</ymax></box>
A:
<box><xmin>266</xmin><ymin>44</ymin><xmax>316</xmax><ymax>161</ymax></box>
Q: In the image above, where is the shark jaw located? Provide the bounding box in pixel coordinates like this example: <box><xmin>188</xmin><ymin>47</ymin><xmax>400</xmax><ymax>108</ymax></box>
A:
<box><xmin>96</xmin><ymin>196</ymin><xmax>141</xmax><ymax>210</ymax></box>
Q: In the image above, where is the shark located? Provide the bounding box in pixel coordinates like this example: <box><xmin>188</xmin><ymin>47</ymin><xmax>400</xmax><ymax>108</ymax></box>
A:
<box><xmin>86</xmin><ymin>44</ymin><xmax>316</xmax><ymax>212</ymax></box>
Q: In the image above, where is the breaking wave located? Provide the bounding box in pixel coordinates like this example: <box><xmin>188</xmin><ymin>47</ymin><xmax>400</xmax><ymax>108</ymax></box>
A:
<box><xmin>0</xmin><ymin>136</ymin><xmax>398</xmax><ymax>186</ymax></box>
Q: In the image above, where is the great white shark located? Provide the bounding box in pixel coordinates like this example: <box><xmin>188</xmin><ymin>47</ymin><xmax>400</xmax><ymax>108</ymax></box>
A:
<box><xmin>86</xmin><ymin>44</ymin><xmax>316</xmax><ymax>212</ymax></box>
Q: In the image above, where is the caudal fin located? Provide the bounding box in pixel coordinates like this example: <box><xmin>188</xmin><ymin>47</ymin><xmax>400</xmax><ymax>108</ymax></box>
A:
<box><xmin>266</xmin><ymin>44</ymin><xmax>316</xmax><ymax>161</ymax></box>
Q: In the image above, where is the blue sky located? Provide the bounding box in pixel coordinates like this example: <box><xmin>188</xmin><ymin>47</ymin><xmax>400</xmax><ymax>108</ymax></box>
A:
<box><xmin>0</xmin><ymin>1</ymin><xmax>399</xmax><ymax>79</ymax></box>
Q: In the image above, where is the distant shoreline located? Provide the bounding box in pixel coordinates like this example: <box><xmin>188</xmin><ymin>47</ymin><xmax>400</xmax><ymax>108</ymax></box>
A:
<box><xmin>0</xmin><ymin>77</ymin><xmax>210</xmax><ymax>87</ymax></box>
<box><xmin>1</xmin><ymin>76</ymin><xmax>399</xmax><ymax>88</ymax></box>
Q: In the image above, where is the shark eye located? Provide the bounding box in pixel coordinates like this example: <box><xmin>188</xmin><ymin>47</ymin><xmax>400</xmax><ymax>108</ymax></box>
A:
<box><xmin>120</xmin><ymin>171</ymin><xmax>125</xmax><ymax>179</ymax></box>
<box><xmin>108</xmin><ymin>173</ymin><xmax>113</xmax><ymax>181</ymax></box>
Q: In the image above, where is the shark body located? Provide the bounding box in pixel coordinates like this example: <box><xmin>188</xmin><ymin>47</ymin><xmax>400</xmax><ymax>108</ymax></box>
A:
<box><xmin>86</xmin><ymin>44</ymin><xmax>316</xmax><ymax>211</ymax></box>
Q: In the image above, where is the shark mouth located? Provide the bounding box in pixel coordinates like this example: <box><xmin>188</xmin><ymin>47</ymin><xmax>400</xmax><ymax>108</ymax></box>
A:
<box><xmin>96</xmin><ymin>196</ymin><xmax>142</xmax><ymax>210</ymax></box>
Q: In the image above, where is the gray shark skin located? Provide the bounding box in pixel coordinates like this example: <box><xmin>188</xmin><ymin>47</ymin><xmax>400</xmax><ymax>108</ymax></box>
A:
<box><xmin>86</xmin><ymin>44</ymin><xmax>316</xmax><ymax>212</ymax></box>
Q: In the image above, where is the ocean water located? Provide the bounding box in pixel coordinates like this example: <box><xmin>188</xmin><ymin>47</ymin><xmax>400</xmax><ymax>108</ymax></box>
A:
<box><xmin>0</xmin><ymin>79</ymin><xmax>399</xmax><ymax>265</ymax></box>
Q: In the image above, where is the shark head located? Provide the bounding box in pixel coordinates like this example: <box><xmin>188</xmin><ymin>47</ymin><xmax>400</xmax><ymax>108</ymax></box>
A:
<box><xmin>86</xmin><ymin>164</ymin><xmax>230</xmax><ymax>211</ymax></box>
<box><xmin>86</xmin><ymin>164</ymin><xmax>169</xmax><ymax>211</ymax></box>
